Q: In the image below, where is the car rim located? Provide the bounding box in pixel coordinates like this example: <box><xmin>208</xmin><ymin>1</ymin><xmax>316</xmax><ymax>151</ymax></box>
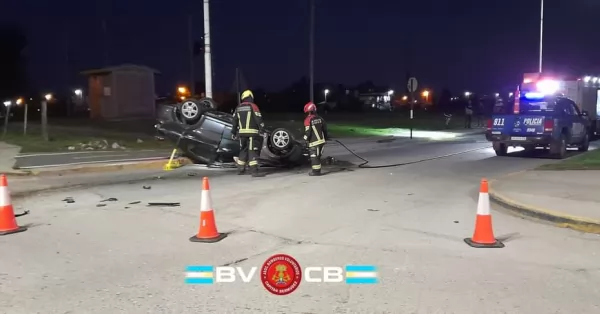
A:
<box><xmin>273</xmin><ymin>131</ymin><xmax>290</xmax><ymax>148</ymax></box>
<box><xmin>181</xmin><ymin>102</ymin><xmax>198</xmax><ymax>119</ymax></box>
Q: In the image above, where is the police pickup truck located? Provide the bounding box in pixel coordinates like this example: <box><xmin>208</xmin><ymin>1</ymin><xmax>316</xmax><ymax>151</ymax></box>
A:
<box><xmin>486</xmin><ymin>91</ymin><xmax>591</xmax><ymax>159</ymax></box>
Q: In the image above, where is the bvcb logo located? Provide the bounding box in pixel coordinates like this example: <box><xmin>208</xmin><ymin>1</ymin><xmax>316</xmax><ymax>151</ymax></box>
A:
<box><xmin>185</xmin><ymin>253</ymin><xmax>378</xmax><ymax>295</ymax></box>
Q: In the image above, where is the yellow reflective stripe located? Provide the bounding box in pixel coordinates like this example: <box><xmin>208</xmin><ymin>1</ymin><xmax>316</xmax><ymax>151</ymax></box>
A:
<box><xmin>316</xmin><ymin>147</ymin><xmax>321</xmax><ymax>155</ymax></box>
<box><xmin>249</xmin><ymin>161</ymin><xmax>258</xmax><ymax>166</ymax></box>
<box><xmin>236</xmin><ymin>160</ymin><xmax>246</xmax><ymax>165</ymax></box>
<box><xmin>249</xmin><ymin>137</ymin><xmax>253</xmax><ymax>150</ymax></box>
<box><xmin>239</xmin><ymin>129</ymin><xmax>259</xmax><ymax>134</ymax></box>
<box><xmin>255</xmin><ymin>112</ymin><xmax>262</xmax><ymax>117</ymax></box>
<box><xmin>237</xmin><ymin>113</ymin><xmax>242</xmax><ymax>128</ymax></box>
<box><xmin>245</xmin><ymin>112</ymin><xmax>251</xmax><ymax>130</ymax></box>
<box><xmin>312</xmin><ymin>126</ymin><xmax>321</xmax><ymax>141</ymax></box>
<box><xmin>312</xmin><ymin>165</ymin><xmax>321</xmax><ymax>169</ymax></box>
<box><xmin>309</xmin><ymin>139</ymin><xmax>325</xmax><ymax>147</ymax></box>
<box><xmin>304</xmin><ymin>126</ymin><xmax>309</xmax><ymax>131</ymax></box>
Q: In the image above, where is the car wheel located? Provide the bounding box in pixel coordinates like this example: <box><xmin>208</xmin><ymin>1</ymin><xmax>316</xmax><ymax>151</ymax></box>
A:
<box><xmin>493</xmin><ymin>142</ymin><xmax>507</xmax><ymax>156</ymax></box>
<box><xmin>578</xmin><ymin>132</ymin><xmax>590</xmax><ymax>152</ymax></box>
<box><xmin>550</xmin><ymin>133</ymin><xmax>567</xmax><ymax>159</ymax></box>
<box><xmin>269</xmin><ymin>128</ymin><xmax>293</xmax><ymax>151</ymax></box>
<box><xmin>178</xmin><ymin>98</ymin><xmax>217</xmax><ymax>124</ymax></box>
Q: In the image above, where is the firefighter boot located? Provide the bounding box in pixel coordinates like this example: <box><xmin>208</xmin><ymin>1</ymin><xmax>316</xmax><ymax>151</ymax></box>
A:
<box><xmin>309</xmin><ymin>169</ymin><xmax>322</xmax><ymax>176</ymax></box>
<box><xmin>249</xmin><ymin>166</ymin><xmax>261</xmax><ymax>177</ymax></box>
<box><xmin>237</xmin><ymin>166</ymin><xmax>246</xmax><ymax>175</ymax></box>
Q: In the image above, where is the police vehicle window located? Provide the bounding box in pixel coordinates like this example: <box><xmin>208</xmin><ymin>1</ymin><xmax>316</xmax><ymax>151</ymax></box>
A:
<box><xmin>519</xmin><ymin>97</ymin><xmax>556</xmax><ymax>113</ymax></box>
<box><xmin>568</xmin><ymin>101</ymin><xmax>581</xmax><ymax>115</ymax></box>
<box><xmin>557</xmin><ymin>99</ymin><xmax>575</xmax><ymax>115</ymax></box>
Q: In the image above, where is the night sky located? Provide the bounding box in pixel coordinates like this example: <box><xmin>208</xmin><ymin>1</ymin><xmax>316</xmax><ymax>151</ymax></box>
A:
<box><xmin>5</xmin><ymin>0</ymin><xmax>600</xmax><ymax>95</ymax></box>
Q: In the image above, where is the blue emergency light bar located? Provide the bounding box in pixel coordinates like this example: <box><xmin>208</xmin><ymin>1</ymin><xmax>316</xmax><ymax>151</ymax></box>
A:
<box><xmin>523</xmin><ymin>92</ymin><xmax>545</xmax><ymax>99</ymax></box>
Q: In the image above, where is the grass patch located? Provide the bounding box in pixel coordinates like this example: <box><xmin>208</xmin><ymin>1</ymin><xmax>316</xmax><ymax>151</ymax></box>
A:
<box><xmin>537</xmin><ymin>149</ymin><xmax>600</xmax><ymax>170</ymax></box>
<box><xmin>1</xmin><ymin>127</ymin><xmax>173</xmax><ymax>153</ymax></box>
<box><xmin>265</xmin><ymin>112</ymin><xmax>471</xmax><ymax>138</ymax></box>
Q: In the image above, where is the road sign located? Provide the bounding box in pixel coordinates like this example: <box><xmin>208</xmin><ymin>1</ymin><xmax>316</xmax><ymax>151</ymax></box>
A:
<box><xmin>407</xmin><ymin>77</ymin><xmax>418</xmax><ymax>93</ymax></box>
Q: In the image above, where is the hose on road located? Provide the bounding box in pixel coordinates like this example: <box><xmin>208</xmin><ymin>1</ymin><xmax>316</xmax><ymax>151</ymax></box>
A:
<box><xmin>333</xmin><ymin>139</ymin><xmax>488</xmax><ymax>169</ymax></box>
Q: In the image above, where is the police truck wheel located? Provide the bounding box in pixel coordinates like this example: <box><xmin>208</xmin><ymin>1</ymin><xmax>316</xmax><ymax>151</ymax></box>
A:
<box><xmin>578</xmin><ymin>132</ymin><xmax>590</xmax><ymax>152</ymax></box>
<box><xmin>269</xmin><ymin>128</ymin><xmax>292</xmax><ymax>152</ymax></box>
<box><xmin>493</xmin><ymin>142</ymin><xmax>507</xmax><ymax>156</ymax></box>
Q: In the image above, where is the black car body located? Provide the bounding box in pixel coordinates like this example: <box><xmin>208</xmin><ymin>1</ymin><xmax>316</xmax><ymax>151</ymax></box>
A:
<box><xmin>155</xmin><ymin>101</ymin><xmax>308</xmax><ymax>167</ymax></box>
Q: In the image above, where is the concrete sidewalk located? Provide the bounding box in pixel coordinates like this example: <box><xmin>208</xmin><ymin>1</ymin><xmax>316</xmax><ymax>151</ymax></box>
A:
<box><xmin>489</xmin><ymin>170</ymin><xmax>600</xmax><ymax>233</ymax></box>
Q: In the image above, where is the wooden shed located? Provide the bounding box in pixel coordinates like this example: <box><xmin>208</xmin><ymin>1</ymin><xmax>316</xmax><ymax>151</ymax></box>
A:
<box><xmin>81</xmin><ymin>64</ymin><xmax>160</xmax><ymax>120</ymax></box>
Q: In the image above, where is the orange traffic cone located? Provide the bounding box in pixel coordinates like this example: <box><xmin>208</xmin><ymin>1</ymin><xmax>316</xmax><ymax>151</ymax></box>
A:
<box><xmin>464</xmin><ymin>179</ymin><xmax>504</xmax><ymax>248</ymax></box>
<box><xmin>189</xmin><ymin>177</ymin><xmax>227</xmax><ymax>243</ymax></box>
<box><xmin>0</xmin><ymin>175</ymin><xmax>27</xmax><ymax>236</ymax></box>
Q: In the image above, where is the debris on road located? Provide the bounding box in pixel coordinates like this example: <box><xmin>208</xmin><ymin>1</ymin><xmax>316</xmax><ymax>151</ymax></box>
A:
<box><xmin>96</xmin><ymin>204</ymin><xmax>106</xmax><ymax>207</ymax></box>
<box><xmin>14</xmin><ymin>210</ymin><xmax>29</xmax><ymax>217</ymax></box>
<box><xmin>62</xmin><ymin>197</ymin><xmax>75</xmax><ymax>203</ymax></box>
<box><xmin>147</xmin><ymin>202</ymin><xmax>180</xmax><ymax>207</ymax></box>
<box><xmin>367</xmin><ymin>208</ymin><xmax>379</xmax><ymax>212</ymax></box>
<box><xmin>143</xmin><ymin>186</ymin><xmax>151</xmax><ymax>190</ymax></box>
<box><xmin>100</xmin><ymin>198</ymin><xmax>118</xmax><ymax>202</ymax></box>
<box><xmin>128</xmin><ymin>201</ymin><xmax>141</xmax><ymax>205</ymax></box>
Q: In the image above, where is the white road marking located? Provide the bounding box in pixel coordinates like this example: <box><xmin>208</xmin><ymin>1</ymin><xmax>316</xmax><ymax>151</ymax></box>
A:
<box><xmin>17</xmin><ymin>157</ymin><xmax>169</xmax><ymax>169</ymax></box>
<box><xmin>73</xmin><ymin>154</ymin><xmax>130</xmax><ymax>160</ymax></box>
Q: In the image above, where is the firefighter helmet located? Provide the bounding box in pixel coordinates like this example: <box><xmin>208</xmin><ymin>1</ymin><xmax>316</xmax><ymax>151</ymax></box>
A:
<box><xmin>304</xmin><ymin>102</ymin><xmax>317</xmax><ymax>113</ymax></box>
<box><xmin>241</xmin><ymin>90</ymin><xmax>253</xmax><ymax>100</ymax></box>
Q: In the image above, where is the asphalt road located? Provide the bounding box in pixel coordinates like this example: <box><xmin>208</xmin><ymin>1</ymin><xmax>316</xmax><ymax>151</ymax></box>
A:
<box><xmin>15</xmin><ymin>150</ymin><xmax>174</xmax><ymax>169</ymax></box>
<box><xmin>3</xmin><ymin>134</ymin><xmax>600</xmax><ymax>313</ymax></box>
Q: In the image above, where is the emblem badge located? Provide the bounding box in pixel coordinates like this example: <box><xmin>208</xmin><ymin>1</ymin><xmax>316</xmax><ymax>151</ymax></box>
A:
<box><xmin>261</xmin><ymin>254</ymin><xmax>302</xmax><ymax>295</ymax></box>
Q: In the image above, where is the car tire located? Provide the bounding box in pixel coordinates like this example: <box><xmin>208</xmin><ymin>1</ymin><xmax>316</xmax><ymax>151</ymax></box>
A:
<box><xmin>550</xmin><ymin>133</ymin><xmax>567</xmax><ymax>159</ymax></box>
<box><xmin>178</xmin><ymin>98</ymin><xmax>217</xmax><ymax>124</ymax></box>
<box><xmin>578</xmin><ymin>132</ymin><xmax>590</xmax><ymax>152</ymax></box>
<box><xmin>269</xmin><ymin>128</ymin><xmax>293</xmax><ymax>152</ymax></box>
<box><xmin>493</xmin><ymin>142</ymin><xmax>507</xmax><ymax>156</ymax></box>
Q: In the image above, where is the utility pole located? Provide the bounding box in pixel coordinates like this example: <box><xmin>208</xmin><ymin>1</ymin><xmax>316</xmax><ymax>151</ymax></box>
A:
<box><xmin>538</xmin><ymin>0</ymin><xmax>544</xmax><ymax>73</ymax></box>
<box><xmin>309</xmin><ymin>0</ymin><xmax>315</xmax><ymax>103</ymax></box>
<box><xmin>203</xmin><ymin>0</ymin><xmax>213</xmax><ymax>98</ymax></box>
<box><xmin>188</xmin><ymin>15</ymin><xmax>196</xmax><ymax>95</ymax></box>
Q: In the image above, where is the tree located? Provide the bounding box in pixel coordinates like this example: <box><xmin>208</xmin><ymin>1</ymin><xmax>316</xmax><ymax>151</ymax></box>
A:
<box><xmin>0</xmin><ymin>23</ymin><xmax>27</xmax><ymax>100</ymax></box>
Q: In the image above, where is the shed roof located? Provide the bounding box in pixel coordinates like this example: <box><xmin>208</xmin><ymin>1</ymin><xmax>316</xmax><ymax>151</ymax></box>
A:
<box><xmin>81</xmin><ymin>64</ymin><xmax>161</xmax><ymax>76</ymax></box>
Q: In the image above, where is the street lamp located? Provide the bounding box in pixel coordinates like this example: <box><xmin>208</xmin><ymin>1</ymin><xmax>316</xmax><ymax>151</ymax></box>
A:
<box><xmin>422</xmin><ymin>90</ymin><xmax>429</xmax><ymax>97</ymax></box>
<box><xmin>2</xmin><ymin>100</ymin><xmax>12</xmax><ymax>137</ymax></box>
<box><xmin>539</xmin><ymin>0</ymin><xmax>544</xmax><ymax>73</ymax></box>
<box><xmin>74</xmin><ymin>89</ymin><xmax>82</xmax><ymax>96</ymax></box>
<box><xmin>464</xmin><ymin>91</ymin><xmax>471</xmax><ymax>97</ymax></box>
<box><xmin>494</xmin><ymin>93</ymin><xmax>500</xmax><ymax>98</ymax></box>
<box><xmin>387</xmin><ymin>90</ymin><xmax>394</xmax><ymax>96</ymax></box>
<box><xmin>509</xmin><ymin>92</ymin><xmax>514</xmax><ymax>97</ymax></box>
<box><xmin>44</xmin><ymin>94</ymin><xmax>52</xmax><ymax>101</ymax></box>
<box><xmin>3</xmin><ymin>101</ymin><xmax>11</xmax><ymax>107</ymax></box>
<box><xmin>402</xmin><ymin>96</ymin><xmax>408</xmax><ymax>101</ymax></box>
<box><xmin>324</xmin><ymin>89</ymin><xmax>329</xmax><ymax>102</ymax></box>
<box><xmin>42</xmin><ymin>94</ymin><xmax>52</xmax><ymax>141</ymax></box>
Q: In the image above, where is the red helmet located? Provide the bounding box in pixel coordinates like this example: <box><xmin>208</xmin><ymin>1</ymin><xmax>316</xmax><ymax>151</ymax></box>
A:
<box><xmin>304</xmin><ymin>102</ymin><xmax>317</xmax><ymax>113</ymax></box>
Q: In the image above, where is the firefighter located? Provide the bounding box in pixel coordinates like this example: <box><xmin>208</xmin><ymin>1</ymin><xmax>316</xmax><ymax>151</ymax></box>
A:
<box><xmin>231</xmin><ymin>90</ymin><xmax>265</xmax><ymax>177</ymax></box>
<box><xmin>303</xmin><ymin>102</ymin><xmax>329</xmax><ymax>176</ymax></box>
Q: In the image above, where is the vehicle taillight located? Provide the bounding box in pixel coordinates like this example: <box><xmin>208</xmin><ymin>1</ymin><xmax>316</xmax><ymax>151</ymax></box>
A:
<box><xmin>486</xmin><ymin>119</ymin><xmax>492</xmax><ymax>130</ymax></box>
<box><xmin>544</xmin><ymin>119</ymin><xmax>554</xmax><ymax>132</ymax></box>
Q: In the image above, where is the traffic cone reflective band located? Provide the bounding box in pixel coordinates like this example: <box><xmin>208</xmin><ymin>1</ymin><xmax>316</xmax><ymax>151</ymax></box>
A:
<box><xmin>0</xmin><ymin>175</ymin><xmax>27</xmax><ymax>236</ymax></box>
<box><xmin>189</xmin><ymin>177</ymin><xmax>227</xmax><ymax>243</ymax></box>
<box><xmin>464</xmin><ymin>179</ymin><xmax>504</xmax><ymax>248</ymax></box>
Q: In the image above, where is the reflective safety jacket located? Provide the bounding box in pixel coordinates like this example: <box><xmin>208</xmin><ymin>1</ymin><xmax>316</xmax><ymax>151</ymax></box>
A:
<box><xmin>232</xmin><ymin>102</ymin><xmax>265</xmax><ymax>136</ymax></box>
<box><xmin>304</xmin><ymin>113</ymin><xmax>328</xmax><ymax>147</ymax></box>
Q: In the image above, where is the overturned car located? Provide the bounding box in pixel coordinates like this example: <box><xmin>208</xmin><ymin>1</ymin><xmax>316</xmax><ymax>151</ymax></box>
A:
<box><xmin>155</xmin><ymin>98</ymin><xmax>308</xmax><ymax>167</ymax></box>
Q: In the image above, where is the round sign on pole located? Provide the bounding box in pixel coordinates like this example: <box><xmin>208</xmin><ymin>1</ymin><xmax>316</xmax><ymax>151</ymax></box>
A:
<box><xmin>407</xmin><ymin>77</ymin><xmax>418</xmax><ymax>93</ymax></box>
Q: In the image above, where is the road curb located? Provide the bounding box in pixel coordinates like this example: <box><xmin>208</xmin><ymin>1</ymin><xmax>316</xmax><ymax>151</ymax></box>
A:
<box><xmin>489</xmin><ymin>179</ymin><xmax>600</xmax><ymax>234</ymax></box>
<box><xmin>4</xmin><ymin>158</ymin><xmax>192</xmax><ymax>178</ymax></box>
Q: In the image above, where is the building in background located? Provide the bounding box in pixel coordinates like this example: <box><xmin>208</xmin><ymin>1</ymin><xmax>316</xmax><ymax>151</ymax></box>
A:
<box><xmin>81</xmin><ymin>64</ymin><xmax>160</xmax><ymax>120</ymax></box>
